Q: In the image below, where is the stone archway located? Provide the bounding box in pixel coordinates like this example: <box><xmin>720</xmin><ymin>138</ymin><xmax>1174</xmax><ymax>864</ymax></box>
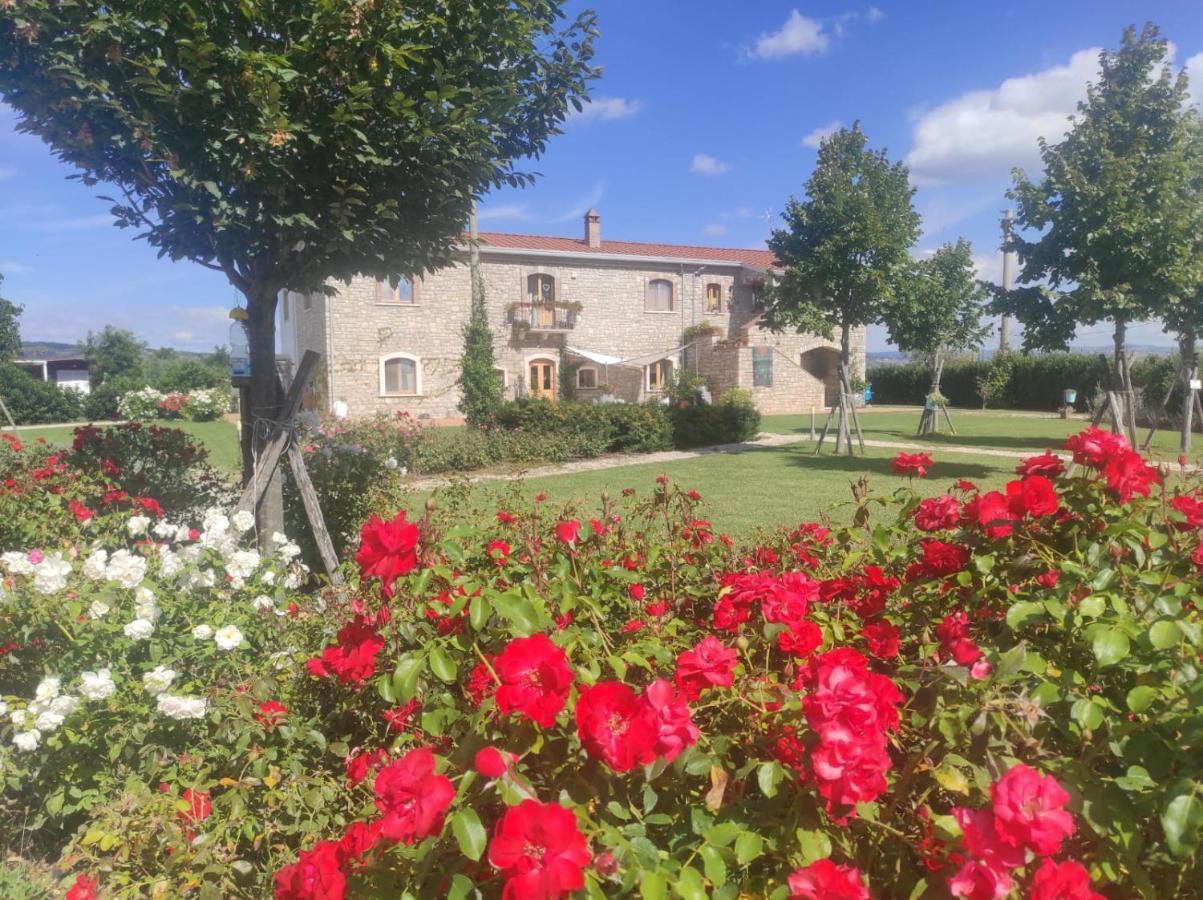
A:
<box><xmin>800</xmin><ymin>347</ymin><xmax>842</xmax><ymax>407</ymax></box>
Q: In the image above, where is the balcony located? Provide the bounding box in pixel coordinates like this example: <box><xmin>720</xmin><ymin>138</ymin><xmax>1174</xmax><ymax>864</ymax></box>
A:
<box><xmin>508</xmin><ymin>302</ymin><xmax>578</xmax><ymax>333</ymax></box>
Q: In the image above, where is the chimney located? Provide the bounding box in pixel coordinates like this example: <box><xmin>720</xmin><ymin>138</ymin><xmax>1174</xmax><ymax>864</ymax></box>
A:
<box><xmin>584</xmin><ymin>208</ymin><xmax>601</xmax><ymax>248</ymax></box>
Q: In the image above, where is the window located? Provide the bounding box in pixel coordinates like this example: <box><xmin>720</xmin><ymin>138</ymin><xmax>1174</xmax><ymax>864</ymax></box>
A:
<box><xmin>647</xmin><ymin>359</ymin><xmax>673</xmax><ymax>392</ymax></box>
<box><xmin>646</xmin><ymin>278</ymin><xmax>674</xmax><ymax>312</ymax></box>
<box><xmin>375</xmin><ymin>278</ymin><xmax>415</xmax><ymax>305</ymax></box>
<box><xmin>705</xmin><ymin>283</ymin><xmax>722</xmax><ymax>313</ymax></box>
<box><xmin>577</xmin><ymin>367</ymin><xmax>598</xmax><ymax>389</ymax></box>
<box><xmin>752</xmin><ymin>345</ymin><xmax>774</xmax><ymax>387</ymax></box>
<box><xmin>380</xmin><ymin>354</ymin><xmax>420</xmax><ymax>396</ymax></box>
<box><xmin>493</xmin><ymin>368</ymin><xmax>508</xmax><ymax>390</ymax></box>
<box><xmin>528</xmin><ymin>273</ymin><xmax>556</xmax><ymax>304</ymax></box>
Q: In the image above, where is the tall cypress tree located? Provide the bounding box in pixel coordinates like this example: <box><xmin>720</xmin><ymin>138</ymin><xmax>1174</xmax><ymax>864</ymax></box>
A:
<box><xmin>457</xmin><ymin>273</ymin><xmax>503</xmax><ymax>426</ymax></box>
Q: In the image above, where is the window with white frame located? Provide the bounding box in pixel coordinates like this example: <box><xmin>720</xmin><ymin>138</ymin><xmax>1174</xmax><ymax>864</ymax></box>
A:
<box><xmin>646</xmin><ymin>278</ymin><xmax>674</xmax><ymax>312</ymax></box>
<box><xmin>647</xmin><ymin>358</ymin><xmax>673</xmax><ymax>392</ymax></box>
<box><xmin>380</xmin><ymin>354</ymin><xmax>421</xmax><ymax>396</ymax></box>
<box><xmin>576</xmin><ymin>366</ymin><xmax>598</xmax><ymax>389</ymax></box>
<box><xmin>375</xmin><ymin>277</ymin><xmax>415</xmax><ymax>305</ymax></box>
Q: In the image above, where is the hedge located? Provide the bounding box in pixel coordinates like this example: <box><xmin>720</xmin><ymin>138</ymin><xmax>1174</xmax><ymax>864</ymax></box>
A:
<box><xmin>0</xmin><ymin>364</ymin><xmax>84</xmax><ymax>424</ymax></box>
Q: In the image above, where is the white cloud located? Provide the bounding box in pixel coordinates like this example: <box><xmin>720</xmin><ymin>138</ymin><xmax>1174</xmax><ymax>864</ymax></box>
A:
<box><xmin>703</xmin><ymin>223</ymin><xmax>728</xmax><ymax>237</ymax></box>
<box><xmin>972</xmin><ymin>252</ymin><xmax>1005</xmax><ymax>286</ymax></box>
<box><xmin>802</xmin><ymin>119</ymin><xmax>843</xmax><ymax>149</ymax></box>
<box><xmin>0</xmin><ymin>260</ymin><xmax>31</xmax><ymax>275</ymax></box>
<box><xmin>475</xmin><ymin>204</ymin><xmax>530</xmax><ymax>222</ymax></box>
<box><xmin>690</xmin><ymin>153</ymin><xmax>731</xmax><ymax>176</ymax></box>
<box><xmin>747</xmin><ymin>10</ymin><xmax>829</xmax><ymax>61</ymax></box>
<box><xmin>904</xmin><ymin>48</ymin><xmax>1100</xmax><ymax>185</ymax></box>
<box><xmin>553</xmin><ymin>181</ymin><xmax>605</xmax><ymax>222</ymax></box>
<box><xmin>1187</xmin><ymin>52</ymin><xmax>1203</xmax><ymax>107</ymax></box>
<box><xmin>172</xmin><ymin>330</ymin><xmax>194</xmax><ymax>344</ymax></box>
<box><xmin>733</xmin><ymin>207</ymin><xmax>752</xmax><ymax>219</ymax></box>
<box><xmin>569</xmin><ymin>96</ymin><xmax>643</xmax><ymax>124</ymax></box>
<box><xmin>0</xmin><ymin>166</ymin><xmax>14</xmax><ymax>180</ymax></box>
<box><xmin>867</xmin><ymin>6</ymin><xmax>885</xmax><ymax>24</ymax></box>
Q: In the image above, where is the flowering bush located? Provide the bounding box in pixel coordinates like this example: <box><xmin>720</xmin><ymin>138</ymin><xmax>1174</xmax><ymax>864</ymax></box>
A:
<box><xmin>180</xmin><ymin>388</ymin><xmax>229</xmax><ymax>421</ymax></box>
<box><xmin>116</xmin><ymin>386</ymin><xmax>166</xmax><ymax>420</ymax></box>
<box><xmin>117</xmin><ymin>386</ymin><xmax>230</xmax><ymax>421</ymax></box>
<box><xmin>2</xmin><ymin>426</ymin><xmax>1201</xmax><ymax>898</ymax></box>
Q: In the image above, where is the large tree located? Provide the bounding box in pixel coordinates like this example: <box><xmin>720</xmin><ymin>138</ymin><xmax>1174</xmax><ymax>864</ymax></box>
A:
<box><xmin>1002</xmin><ymin>24</ymin><xmax>1203</xmax><ymax>431</ymax></box>
<box><xmin>764</xmin><ymin>124</ymin><xmax>920</xmax><ymax>368</ymax></box>
<box><xmin>0</xmin><ymin>0</ymin><xmax>596</xmax><ymax>535</ymax></box>
<box><xmin>885</xmin><ymin>240</ymin><xmax>991</xmax><ymax>431</ymax></box>
<box><xmin>0</xmin><ymin>274</ymin><xmax>22</xmax><ymax>363</ymax></box>
<box><xmin>83</xmin><ymin>325</ymin><xmax>146</xmax><ymax>385</ymax></box>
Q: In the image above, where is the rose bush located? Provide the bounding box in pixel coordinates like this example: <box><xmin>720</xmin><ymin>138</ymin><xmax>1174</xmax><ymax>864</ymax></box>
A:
<box><xmin>1</xmin><ymin>426</ymin><xmax>1201</xmax><ymax>898</ymax></box>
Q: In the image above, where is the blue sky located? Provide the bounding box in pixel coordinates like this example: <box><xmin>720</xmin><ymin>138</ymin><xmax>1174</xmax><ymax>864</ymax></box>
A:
<box><xmin>2</xmin><ymin>1</ymin><xmax>1202</xmax><ymax>353</ymax></box>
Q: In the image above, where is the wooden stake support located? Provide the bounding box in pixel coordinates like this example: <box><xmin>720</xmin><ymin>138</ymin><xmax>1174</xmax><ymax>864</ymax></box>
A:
<box><xmin>0</xmin><ymin>393</ymin><xmax>18</xmax><ymax>432</ymax></box>
<box><xmin>814</xmin><ymin>365</ymin><xmax>865</xmax><ymax>456</ymax></box>
<box><xmin>917</xmin><ymin>357</ymin><xmax>958</xmax><ymax>437</ymax></box>
<box><xmin>1141</xmin><ymin>362</ymin><xmax>1203</xmax><ymax>454</ymax></box>
<box><xmin>236</xmin><ymin>350</ymin><xmax>342</xmax><ymax>582</ymax></box>
<box><xmin>1067</xmin><ymin>354</ymin><xmax>1139</xmax><ymax>476</ymax></box>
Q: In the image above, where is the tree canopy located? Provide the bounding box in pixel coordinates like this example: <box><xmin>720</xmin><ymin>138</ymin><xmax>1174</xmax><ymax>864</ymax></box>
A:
<box><xmin>886</xmin><ymin>240</ymin><xmax>991</xmax><ymax>365</ymax></box>
<box><xmin>82</xmin><ymin>325</ymin><xmax>146</xmax><ymax>385</ymax></box>
<box><xmin>1002</xmin><ymin>24</ymin><xmax>1203</xmax><ymax>356</ymax></box>
<box><xmin>764</xmin><ymin>124</ymin><xmax>920</xmax><ymax>364</ymax></box>
<box><xmin>0</xmin><ymin>274</ymin><xmax>22</xmax><ymax>363</ymax></box>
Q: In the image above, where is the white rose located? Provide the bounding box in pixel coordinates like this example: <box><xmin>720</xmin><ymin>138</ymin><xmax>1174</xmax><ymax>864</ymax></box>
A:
<box><xmin>385</xmin><ymin>456</ymin><xmax>398</xmax><ymax>470</ymax></box>
<box><xmin>82</xmin><ymin>549</ymin><xmax>109</xmax><ymax>580</ymax></box>
<box><xmin>192</xmin><ymin>624</ymin><xmax>213</xmax><ymax>641</ymax></box>
<box><xmin>0</xmin><ymin>700</ymin><xmax>6</xmax><ymax>717</ymax></box>
<box><xmin>153</xmin><ymin>519</ymin><xmax>177</xmax><ymax>540</ymax></box>
<box><xmin>49</xmin><ymin>695</ymin><xmax>80</xmax><ymax>716</ymax></box>
<box><xmin>12</xmin><ymin>730</ymin><xmax>40</xmax><ymax>752</ymax></box>
<box><xmin>224</xmin><ymin>549</ymin><xmax>260</xmax><ymax>580</ymax></box>
<box><xmin>142</xmin><ymin>665</ymin><xmax>176</xmax><ymax>694</ymax></box>
<box><xmin>232</xmin><ymin>510</ymin><xmax>255</xmax><ymax>533</ymax></box>
<box><xmin>123</xmin><ymin>618</ymin><xmax>155</xmax><ymax>640</ymax></box>
<box><xmin>34</xmin><ymin>709</ymin><xmax>65</xmax><ymax>732</ymax></box>
<box><xmin>127</xmin><ymin>515</ymin><xmax>151</xmax><ymax>536</ymax></box>
<box><xmin>157</xmin><ymin>693</ymin><xmax>208</xmax><ymax>720</ymax></box>
<box><xmin>158</xmin><ymin>546</ymin><xmax>183</xmax><ymax>577</ymax></box>
<box><xmin>34</xmin><ymin>676</ymin><xmax>61</xmax><ymax>702</ymax></box>
<box><xmin>1</xmin><ymin>551</ymin><xmax>35</xmax><ymax>576</ymax></box>
<box><xmin>106</xmin><ymin>549</ymin><xmax>147</xmax><ymax>589</ymax></box>
<box><xmin>252</xmin><ymin>594</ymin><xmax>274</xmax><ymax>612</ymax></box>
<box><xmin>79</xmin><ymin>669</ymin><xmax>116</xmax><ymax>701</ymax></box>
<box><xmin>87</xmin><ymin>599</ymin><xmax>111</xmax><ymax>619</ymax></box>
<box><xmin>214</xmin><ymin>625</ymin><xmax>243</xmax><ymax>651</ymax></box>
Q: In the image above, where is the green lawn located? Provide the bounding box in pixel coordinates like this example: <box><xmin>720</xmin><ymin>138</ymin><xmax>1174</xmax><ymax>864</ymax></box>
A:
<box><xmin>7</xmin><ymin>419</ymin><xmax>242</xmax><ymax>473</ymax></box>
<box><xmin>397</xmin><ymin>442</ymin><xmax>1022</xmax><ymax>540</ymax></box>
<box><xmin>762</xmin><ymin>407</ymin><xmax>1200</xmax><ymax>462</ymax></box>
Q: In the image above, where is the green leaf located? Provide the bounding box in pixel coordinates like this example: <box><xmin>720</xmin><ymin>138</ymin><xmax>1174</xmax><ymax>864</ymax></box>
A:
<box><xmin>1092</xmin><ymin>630</ymin><xmax>1130</xmax><ymax>667</ymax></box>
<box><xmin>392</xmin><ymin>654</ymin><xmax>424</xmax><ymax>703</ymax></box>
<box><xmin>1071</xmin><ymin>698</ymin><xmax>1105</xmax><ymax>731</ymax></box>
<box><xmin>673</xmin><ymin>866</ymin><xmax>707</xmax><ymax>900</ymax></box>
<box><xmin>429</xmin><ymin>646</ymin><xmax>458</xmax><ymax>683</ymax></box>
<box><xmin>469</xmin><ymin>595</ymin><xmax>490</xmax><ymax>631</ymax></box>
<box><xmin>493</xmin><ymin>593</ymin><xmax>540</xmax><ymax>634</ymax></box>
<box><xmin>1149</xmin><ymin>620</ymin><xmax>1180</xmax><ymax>650</ymax></box>
<box><xmin>1078</xmin><ymin>595</ymin><xmax>1106</xmax><ymax>618</ymax></box>
<box><xmin>446</xmin><ymin>874</ymin><xmax>477</xmax><ymax>900</ymax></box>
<box><xmin>1006</xmin><ymin>600</ymin><xmax>1045</xmax><ymax>631</ymax></box>
<box><xmin>450</xmin><ymin>808</ymin><xmax>487</xmax><ymax>861</ymax></box>
<box><xmin>1161</xmin><ymin>780</ymin><xmax>1203</xmax><ymax>857</ymax></box>
<box><xmin>757</xmin><ymin>761</ymin><xmax>784</xmax><ymax>798</ymax></box>
<box><xmin>699</xmin><ymin>845</ymin><xmax>727</xmax><ymax>888</ymax></box>
<box><xmin>796</xmin><ymin>828</ymin><xmax>831</xmax><ymax>864</ymax></box>
<box><xmin>640</xmin><ymin>872</ymin><xmax>668</xmax><ymax>900</ymax></box>
<box><xmin>734</xmin><ymin>832</ymin><xmax>764</xmax><ymax>865</ymax></box>
<box><xmin>1126</xmin><ymin>685</ymin><xmax>1157</xmax><ymax>713</ymax></box>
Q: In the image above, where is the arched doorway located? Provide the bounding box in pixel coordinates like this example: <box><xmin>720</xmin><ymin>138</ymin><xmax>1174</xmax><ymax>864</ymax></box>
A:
<box><xmin>800</xmin><ymin>347</ymin><xmax>842</xmax><ymax>406</ymax></box>
<box><xmin>527</xmin><ymin>357</ymin><xmax>557</xmax><ymax>401</ymax></box>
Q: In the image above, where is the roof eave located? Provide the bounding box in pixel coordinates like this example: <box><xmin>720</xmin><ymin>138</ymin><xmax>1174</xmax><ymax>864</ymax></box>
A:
<box><xmin>459</xmin><ymin>242</ymin><xmax>767</xmax><ymax>270</ymax></box>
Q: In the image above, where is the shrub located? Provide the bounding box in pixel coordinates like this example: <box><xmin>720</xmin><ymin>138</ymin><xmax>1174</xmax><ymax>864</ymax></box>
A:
<box><xmin>150</xmin><ymin>357</ymin><xmax>227</xmax><ymax>393</ymax></box>
<box><xmin>117</xmin><ymin>386</ymin><xmax>166</xmax><ymax>420</ymax></box>
<box><xmin>82</xmin><ymin>375</ymin><xmax>140</xmax><ymax>421</ymax></box>
<box><xmin>180</xmin><ymin>388</ymin><xmax>229</xmax><ymax>421</ymax></box>
<box><xmin>1</xmin><ymin>427</ymin><xmax>1202</xmax><ymax>897</ymax></box>
<box><xmin>493</xmin><ymin>398</ymin><xmax>674</xmax><ymax>457</ymax></box>
<box><xmin>0</xmin><ymin>364</ymin><xmax>83</xmax><ymax>425</ymax></box>
<box><xmin>672</xmin><ymin>390</ymin><xmax>762</xmax><ymax>448</ymax></box>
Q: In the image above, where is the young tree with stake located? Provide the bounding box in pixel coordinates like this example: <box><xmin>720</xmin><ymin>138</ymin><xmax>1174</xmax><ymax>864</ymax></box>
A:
<box><xmin>885</xmin><ymin>240</ymin><xmax>991</xmax><ymax>434</ymax></box>
<box><xmin>0</xmin><ymin>1</ymin><xmax>597</xmax><ymax>537</ymax></box>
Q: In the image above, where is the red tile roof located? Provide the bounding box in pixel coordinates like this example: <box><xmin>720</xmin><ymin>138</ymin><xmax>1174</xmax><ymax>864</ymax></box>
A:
<box><xmin>476</xmin><ymin>231</ymin><xmax>777</xmax><ymax>268</ymax></box>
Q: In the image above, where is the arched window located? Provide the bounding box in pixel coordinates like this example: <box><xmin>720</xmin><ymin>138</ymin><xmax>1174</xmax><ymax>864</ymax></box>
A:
<box><xmin>577</xmin><ymin>366</ymin><xmax>598</xmax><ymax>389</ymax></box>
<box><xmin>528</xmin><ymin>273</ymin><xmax>556</xmax><ymax>304</ymax></box>
<box><xmin>375</xmin><ymin>278</ymin><xmax>415</xmax><ymax>305</ymax></box>
<box><xmin>647</xmin><ymin>358</ymin><xmax>674</xmax><ymax>392</ymax></box>
<box><xmin>379</xmin><ymin>354</ymin><xmax>421</xmax><ymax>396</ymax></box>
<box><xmin>646</xmin><ymin>278</ymin><xmax>674</xmax><ymax>312</ymax></box>
<box><xmin>705</xmin><ymin>283</ymin><xmax>722</xmax><ymax>313</ymax></box>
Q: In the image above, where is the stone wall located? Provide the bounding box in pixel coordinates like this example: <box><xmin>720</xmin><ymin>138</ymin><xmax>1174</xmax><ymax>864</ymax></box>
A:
<box><xmin>288</xmin><ymin>251</ymin><xmax>862</xmax><ymax>419</ymax></box>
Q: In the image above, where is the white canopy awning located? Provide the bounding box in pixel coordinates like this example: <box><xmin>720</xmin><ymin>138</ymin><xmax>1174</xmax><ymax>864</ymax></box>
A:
<box><xmin>566</xmin><ymin>344</ymin><xmax>691</xmax><ymax>368</ymax></box>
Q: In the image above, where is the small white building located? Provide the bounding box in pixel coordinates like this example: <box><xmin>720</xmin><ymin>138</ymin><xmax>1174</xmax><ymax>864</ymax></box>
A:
<box><xmin>14</xmin><ymin>355</ymin><xmax>92</xmax><ymax>394</ymax></box>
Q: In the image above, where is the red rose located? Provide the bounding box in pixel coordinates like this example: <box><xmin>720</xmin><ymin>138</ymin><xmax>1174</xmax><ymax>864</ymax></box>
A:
<box><xmin>1063</xmin><ymin>426</ymin><xmax>1129</xmax><ymax>468</ymax></box>
<box><xmin>336</xmin><ymin>820</ymin><xmax>383</xmax><ymax>864</ymax></box>
<box><xmin>643</xmin><ymin>678</ymin><xmax>699</xmax><ymax>763</ymax></box>
<box><xmin>937</xmin><ymin>612</ymin><xmax>981</xmax><ymax>665</ymax></box>
<box><xmin>1194</xmin><ymin>543</ymin><xmax>1203</xmax><ymax>569</ymax></box>
<box><xmin>1102</xmin><ymin>449</ymin><xmax>1160</xmax><ymax>504</ymax></box>
<box><xmin>68</xmin><ymin>500</ymin><xmax>95</xmax><ymax>523</ymax></box>
<box><xmin>788</xmin><ymin>858</ymin><xmax>870</xmax><ymax>899</ymax></box>
<box><xmin>800</xmin><ymin>648</ymin><xmax>903</xmax><ymax>738</ymax></box>
<box><xmin>777</xmin><ymin>620</ymin><xmax>823</xmax><ymax>657</ymax></box>
<box><xmin>914</xmin><ymin>494</ymin><xmax>961</xmax><ymax>531</ymax></box>
<box><xmin>497</xmin><ymin>510</ymin><xmax>517</xmax><ymax>524</ymax></box>
<box><xmin>574</xmin><ymin>681</ymin><xmax>658</xmax><ymax>772</ymax></box>
<box><xmin>256</xmin><ymin>700</ymin><xmax>289</xmax><ymax>730</ymax></box>
<box><xmin>946</xmin><ymin>859</ymin><xmax>1013</xmax><ymax>899</ymax></box>
<box><xmin>1016</xmin><ymin>450</ymin><xmax>1065</xmax><ymax>478</ymax></box>
<box><xmin>627</xmin><ymin>583</ymin><xmax>646</xmax><ymax>602</ymax></box>
<box><xmin>964</xmin><ymin>491</ymin><xmax>1018</xmax><ymax>539</ymax></box>
<box><xmin>307</xmin><ymin>619</ymin><xmax>385</xmax><ymax>686</ymax></box>
<box><xmin>274</xmin><ymin>840</ymin><xmax>347</xmax><ymax>900</ymax></box>
<box><xmin>989</xmin><ymin>764</ymin><xmax>1075</xmax><ymax>856</ymax></box>
<box><xmin>919</xmin><ymin>539</ymin><xmax>970</xmax><ymax>577</ymax></box>
<box><xmin>892</xmin><ymin>450</ymin><xmax>933</xmax><ymax>478</ymax></box>
<box><xmin>674</xmin><ymin>636</ymin><xmax>738</xmax><ymax>701</ymax></box>
<box><xmin>355</xmin><ymin>511</ymin><xmax>420</xmax><ymax>597</ymax></box>
<box><xmin>487</xmin><ymin>540</ymin><xmax>511</xmax><ymax>565</ymax></box>
<box><xmin>714</xmin><ymin>571</ymin><xmax>770</xmax><ymax>631</ymax></box>
<box><xmin>1028</xmin><ymin>859</ymin><xmax>1104</xmax><ymax>900</ymax></box>
<box><xmin>382</xmin><ymin>698</ymin><xmax>422</xmax><ymax>733</ymax></box>
<box><xmin>487</xmin><ymin>800</ymin><xmax>592</xmax><ymax>900</ymax></box>
<box><xmin>810</xmin><ymin>734</ymin><xmax>893</xmax><ymax>809</ymax></box>
<box><xmin>1036</xmin><ymin>569</ymin><xmax>1059</xmax><ymax>589</ymax></box>
<box><xmin>555</xmin><ymin>519</ymin><xmax>581</xmax><ymax>545</ymax></box>
<box><xmin>180</xmin><ymin>787</ymin><xmax>212</xmax><ymax>824</ymax></box>
<box><xmin>950</xmin><ymin>806</ymin><xmax>1025</xmax><ymax>871</ymax></box>
<box><xmin>761</xmin><ymin>573</ymin><xmax>818</xmax><ymax>628</ymax></box>
<box><xmin>1171</xmin><ymin>492</ymin><xmax>1203</xmax><ymax>528</ymax></box>
<box><xmin>493</xmin><ymin>634</ymin><xmax>574</xmax><ymax>727</ymax></box>
<box><xmin>65</xmin><ymin>874</ymin><xmax>98</xmax><ymax>900</ymax></box>
<box><xmin>474</xmin><ymin>746</ymin><xmax>516</xmax><ymax>778</ymax></box>
<box><xmin>345</xmin><ymin>748</ymin><xmax>388</xmax><ymax>787</ymax></box>
<box><xmin>861</xmin><ymin>620</ymin><xmax>901</xmax><ymax>658</ymax></box>
<box><xmin>1005</xmin><ymin>475</ymin><xmax>1059</xmax><ymax>518</ymax></box>
<box><xmin>373</xmin><ymin>746</ymin><xmax>455</xmax><ymax>844</ymax></box>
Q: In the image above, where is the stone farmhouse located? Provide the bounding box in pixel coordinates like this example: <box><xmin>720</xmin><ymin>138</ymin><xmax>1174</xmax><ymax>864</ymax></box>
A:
<box><xmin>277</xmin><ymin>211</ymin><xmax>864</xmax><ymax>420</ymax></box>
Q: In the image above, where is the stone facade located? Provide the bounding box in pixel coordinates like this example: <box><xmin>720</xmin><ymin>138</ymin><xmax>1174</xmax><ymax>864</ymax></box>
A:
<box><xmin>278</xmin><ymin>214</ymin><xmax>863</xmax><ymax>420</ymax></box>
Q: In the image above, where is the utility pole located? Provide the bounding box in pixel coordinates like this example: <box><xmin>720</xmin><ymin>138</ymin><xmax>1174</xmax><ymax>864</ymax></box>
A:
<box><xmin>999</xmin><ymin>209</ymin><xmax>1016</xmax><ymax>353</ymax></box>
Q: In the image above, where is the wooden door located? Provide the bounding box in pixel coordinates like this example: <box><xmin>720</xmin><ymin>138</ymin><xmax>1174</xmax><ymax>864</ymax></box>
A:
<box><xmin>529</xmin><ymin>360</ymin><xmax>556</xmax><ymax>401</ymax></box>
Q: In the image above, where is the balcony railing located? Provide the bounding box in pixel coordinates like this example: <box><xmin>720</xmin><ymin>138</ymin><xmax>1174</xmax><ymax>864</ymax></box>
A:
<box><xmin>509</xmin><ymin>302</ymin><xmax>578</xmax><ymax>332</ymax></box>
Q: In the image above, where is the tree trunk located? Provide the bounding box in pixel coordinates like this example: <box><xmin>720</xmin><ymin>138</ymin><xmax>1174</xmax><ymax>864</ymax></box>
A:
<box><xmin>1181</xmin><ymin>330</ymin><xmax>1198</xmax><ymax>454</ymax></box>
<box><xmin>840</xmin><ymin>321</ymin><xmax>851</xmax><ymax>371</ymax></box>
<box><xmin>245</xmin><ymin>287</ymin><xmax>283</xmax><ymax>548</ymax></box>
<box><xmin>1112</xmin><ymin>317</ymin><xmax>1137</xmax><ymax>443</ymax></box>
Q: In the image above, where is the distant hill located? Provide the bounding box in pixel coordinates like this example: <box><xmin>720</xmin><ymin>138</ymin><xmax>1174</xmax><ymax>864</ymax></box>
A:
<box><xmin>18</xmin><ymin>341</ymin><xmax>83</xmax><ymax>360</ymax></box>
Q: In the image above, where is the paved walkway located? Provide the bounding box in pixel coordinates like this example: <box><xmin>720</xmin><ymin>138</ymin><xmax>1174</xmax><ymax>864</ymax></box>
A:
<box><xmin>402</xmin><ymin>431</ymin><xmax>1055</xmax><ymax>491</ymax></box>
